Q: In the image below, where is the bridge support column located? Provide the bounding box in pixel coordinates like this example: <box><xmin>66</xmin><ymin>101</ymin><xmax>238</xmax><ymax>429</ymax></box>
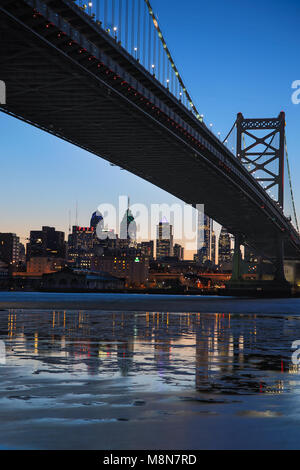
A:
<box><xmin>231</xmin><ymin>234</ymin><xmax>243</xmax><ymax>282</ymax></box>
<box><xmin>225</xmin><ymin>234</ymin><xmax>291</xmax><ymax>297</ymax></box>
<box><xmin>274</xmin><ymin>236</ymin><xmax>287</xmax><ymax>283</ymax></box>
<box><xmin>257</xmin><ymin>256</ymin><xmax>263</xmax><ymax>281</ymax></box>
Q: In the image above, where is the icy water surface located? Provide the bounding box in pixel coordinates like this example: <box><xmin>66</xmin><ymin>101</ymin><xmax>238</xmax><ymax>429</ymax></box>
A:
<box><xmin>1</xmin><ymin>301</ymin><xmax>300</xmax><ymax>449</ymax></box>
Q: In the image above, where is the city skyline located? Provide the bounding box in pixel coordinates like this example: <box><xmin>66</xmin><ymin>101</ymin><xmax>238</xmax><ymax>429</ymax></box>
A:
<box><xmin>1</xmin><ymin>0</ymin><xmax>300</xmax><ymax>257</ymax></box>
<box><xmin>1</xmin><ymin>0</ymin><xmax>300</xmax><ymax>453</ymax></box>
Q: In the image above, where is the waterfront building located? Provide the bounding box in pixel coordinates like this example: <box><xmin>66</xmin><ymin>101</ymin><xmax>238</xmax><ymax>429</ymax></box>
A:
<box><xmin>92</xmin><ymin>251</ymin><xmax>149</xmax><ymax>287</ymax></box>
<box><xmin>26</xmin><ymin>256</ymin><xmax>66</xmax><ymax>275</ymax></box>
<box><xmin>27</xmin><ymin>226</ymin><xmax>66</xmax><ymax>260</ymax></box>
<box><xmin>0</xmin><ymin>233</ymin><xmax>21</xmax><ymax>266</ymax></box>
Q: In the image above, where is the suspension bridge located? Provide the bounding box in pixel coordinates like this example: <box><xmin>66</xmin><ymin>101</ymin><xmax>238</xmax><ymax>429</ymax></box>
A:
<box><xmin>0</xmin><ymin>0</ymin><xmax>299</xmax><ymax>292</ymax></box>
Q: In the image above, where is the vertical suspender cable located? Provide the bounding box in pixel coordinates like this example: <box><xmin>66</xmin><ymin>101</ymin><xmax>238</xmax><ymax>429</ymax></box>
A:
<box><xmin>153</xmin><ymin>18</ymin><xmax>156</xmax><ymax>74</ymax></box>
<box><xmin>104</xmin><ymin>0</ymin><xmax>107</xmax><ymax>29</ymax></box>
<box><xmin>131</xmin><ymin>0</ymin><xmax>135</xmax><ymax>54</ymax></box>
<box><xmin>163</xmin><ymin>45</ymin><xmax>165</xmax><ymax>85</ymax></box>
<box><xmin>125</xmin><ymin>0</ymin><xmax>129</xmax><ymax>49</ymax></box>
<box><xmin>112</xmin><ymin>0</ymin><xmax>115</xmax><ymax>29</ymax></box>
<box><xmin>143</xmin><ymin>0</ymin><xmax>146</xmax><ymax>66</ymax></box>
<box><xmin>148</xmin><ymin>12</ymin><xmax>151</xmax><ymax>70</ymax></box>
<box><xmin>158</xmin><ymin>40</ymin><xmax>161</xmax><ymax>82</ymax></box>
<box><xmin>143</xmin><ymin>0</ymin><xmax>201</xmax><ymax>118</ymax></box>
<box><xmin>119</xmin><ymin>0</ymin><xmax>122</xmax><ymax>42</ymax></box>
<box><xmin>96</xmin><ymin>0</ymin><xmax>100</xmax><ymax>23</ymax></box>
<box><xmin>137</xmin><ymin>0</ymin><xmax>141</xmax><ymax>60</ymax></box>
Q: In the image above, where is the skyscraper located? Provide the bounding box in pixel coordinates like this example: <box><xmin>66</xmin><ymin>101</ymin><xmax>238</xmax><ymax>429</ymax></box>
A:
<box><xmin>156</xmin><ymin>219</ymin><xmax>173</xmax><ymax>259</ymax></box>
<box><xmin>67</xmin><ymin>225</ymin><xmax>95</xmax><ymax>269</ymax></box>
<box><xmin>90</xmin><ymin>210</ymin><xmax>104</xmax><ymax>235</ymax></box>
<box><xmin>211</xmin><ymin>230</ymin><xmax>216</xmax><ymax>265</ymax></box>
<box><xmin>196</xmin><ymin>212</ymin><xmax>211</xmax><ymax>264</ymax></box>
<box><xmin>120</xmin><ymin>207</ymin><xmax>137</xmax><ymax>245</ymax></box>
<box><xmin>218</xmin><ymin>227</ymin><xmax>232</xmax><ymax>265</ymax></box>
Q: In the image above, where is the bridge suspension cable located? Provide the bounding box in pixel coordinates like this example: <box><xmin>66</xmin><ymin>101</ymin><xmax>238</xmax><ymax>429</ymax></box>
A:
<box><xmin>222</xmin><ymin>120</ymin><xmax>236</xmax><ymax>144</ymax></box>
<box><xmin>74</xmin><ymin>0</ymin><xmax>202</xmax><ymax>121</ymax></box>
<box><xmin>284</xmin><ymin>137</ymin><xmax>299</xmax><ymax>232</ymax></box>
<box><xmin>143</xmin><ymin>0</ymin><xmax>201</xmax><ymax>120</ymax></box>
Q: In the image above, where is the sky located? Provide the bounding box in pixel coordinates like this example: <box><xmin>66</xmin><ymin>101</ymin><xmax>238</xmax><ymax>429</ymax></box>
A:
<box><xmin>1</xmin><ymin>0</ymin><xmax>300</xmax><ymax>258</ymax></box>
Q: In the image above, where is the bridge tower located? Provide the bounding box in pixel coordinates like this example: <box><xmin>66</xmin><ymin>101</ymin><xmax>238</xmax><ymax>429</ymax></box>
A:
<box><xmin>229</xmin><ymin>112</ymin><xmax>290</xmax><ymax>294</ymax></box>
<box><xmin>236</xmin><ymin>112</ymin><xmax>285</xmax><ymax>206</ymax></box>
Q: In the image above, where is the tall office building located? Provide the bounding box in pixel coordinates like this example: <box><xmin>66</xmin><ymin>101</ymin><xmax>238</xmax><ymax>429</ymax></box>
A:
<box><xmin>0</xmin><ymin>233</ymin><xmax>21</xmax><ymax>266</ymax></box>
<box><xmin>27</xmin><ymin>226</ymin><xmax>66</xmax><ymax>260</ymax></box>
<box><xmin>218</xmin><ymin>227</ymin><xmax>232</xmax><ymax>265</ymax></box>
<box><xmin>196</xmin><ymin>212</ymin><xmax>211</xmax><ymax>264</ymax></box>
<box><xmin>67</xmin><ymin>226</ymin><xmax>95</xmax><ymax>269</ymax></box>
<box><xmin>90</xmin><ymin>210</ymin><xmax>104</xmax><ymax>236</ymax></box>
<box><xmin>156</xmin><ymin>220</ymin><xmax>174</xmax><ymax>259</ymax></box>
<box><xmin>120</xmin><ymin>208</ymin><xmax>137</xmax><ymax>244</ymax></box>
<box><xmin>211</xmin><ymin>231</ymin><xmax>216</xmax><ymax>265</ymax></box>
<box><xmin>174</xmin><ymin>243</ymin><xmax>184</xmax><ymax>261</ymax></box>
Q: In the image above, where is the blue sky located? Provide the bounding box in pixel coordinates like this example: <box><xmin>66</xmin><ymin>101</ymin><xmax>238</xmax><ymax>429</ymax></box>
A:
<box><xmin>1</xmin><ymin>0</ymin><xmax>300</xmax><ymax>256</ymax></box>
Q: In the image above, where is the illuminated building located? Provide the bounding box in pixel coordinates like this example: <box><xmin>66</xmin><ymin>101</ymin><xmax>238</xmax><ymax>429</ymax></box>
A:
<box><xmin>0</xmin><ymin>233</ymin><xmax>21</xmax><ymax>266</ymax></box>
<box><xmin>27</xmin><ymin>226</ymin><xmax>66</xmax><ymax>260</ymax></box>
<box><xmin>196</xmin><ymin>213</ymin><xmax>211</xmax><ymax>264</ymax></box>
<box><xmin>67</xmin><ymin>225</ymin><xmax>95</xmax><ymax>269</ymax></box>
<box><xmin>120</xmin><ymin>207</ymin><xmax>137</xmax><ymax>245</ymax></box>
<box><xmin>218</xmin><ymin>226</ymin><xmax>232</xmax><ymax>265</ymax></box>
<box><xmin>211</xmin><ymin>231</ymin><xmax>216</xmax><ymax>265</ymax></box>
<box><xmin>92</xmin><ymin>252</ymin><xmax>149</xmax><ymax>287</ymax></box>
<box><xmin>156</xmin><ymin>220</ymin><xmax>173</xmax><ymax>259</ymax></box>
<box><xmin>138</xmin><ymin>241</ymin><xmax>154</xmax><ymax>260</ymax></box>
<box><xmin>26</xmin><ymin>256</ymin><xmax>66</xmax><ymax>275</ymax></box>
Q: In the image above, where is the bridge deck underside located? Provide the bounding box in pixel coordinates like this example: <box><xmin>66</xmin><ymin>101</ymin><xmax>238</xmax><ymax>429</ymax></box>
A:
<box><xmin>0</xmin><ymin>2</ymin><xmax>299</xmax><ymax>259</ymax></box>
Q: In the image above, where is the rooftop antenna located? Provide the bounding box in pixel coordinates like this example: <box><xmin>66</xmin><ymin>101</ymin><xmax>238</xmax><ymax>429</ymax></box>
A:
<box><xmin>68</xmin><ymin>209</ymin><xmax>71</xmax><ymax>234</ymax></box>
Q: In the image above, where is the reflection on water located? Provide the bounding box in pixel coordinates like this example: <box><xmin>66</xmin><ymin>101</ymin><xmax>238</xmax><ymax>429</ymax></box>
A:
<box><xmin>3</xmin><ymin>310</ymin><xmax>300</xmax><ymax>395</ymax></box>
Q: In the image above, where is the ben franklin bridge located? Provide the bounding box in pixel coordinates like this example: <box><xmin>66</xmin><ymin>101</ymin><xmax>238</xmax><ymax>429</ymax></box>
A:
<box><xmin>0</xmin><ymin>0</ymin><xmax>299</xmax><ymax>293</ymax></box>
